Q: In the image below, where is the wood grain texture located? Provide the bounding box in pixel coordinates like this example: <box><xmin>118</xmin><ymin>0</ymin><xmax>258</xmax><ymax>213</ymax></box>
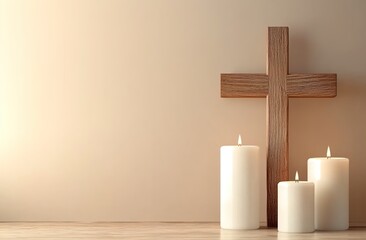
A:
<box><xmin>287</xmin><ymin>74</ymin><xmax>337</xmax><ymax>97</ymax></box>
<box><xmin>221</xmin><ymin>74</ymin><xmax>268</xmax><ymax>97</ymax></box>
<box><xmin>266</xmin><ymin>27</ymin><xmax>289</xmax><ymax>228</ymax></box>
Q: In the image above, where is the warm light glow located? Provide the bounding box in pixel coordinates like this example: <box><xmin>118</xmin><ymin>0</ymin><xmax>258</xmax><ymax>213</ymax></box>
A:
<box><xmin>326</xmin><ymin>146</ymin><xmax>331</xmax><ymax>158</ymax></box>
<box><xmin>238</xmin><ymin>135</ymin><xmax>242</xmax><ymax>146</ymax></box>
<box><xmin>295</xmin><ymin>171</ymin><xmax>299</xmax><ymax>181</ymax></box>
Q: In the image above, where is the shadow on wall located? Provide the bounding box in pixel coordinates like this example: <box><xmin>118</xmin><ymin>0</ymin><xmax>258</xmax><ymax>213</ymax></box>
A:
<box><xmin>289</xmin><ymin>30</ymin><xmax>311</xmax><ymax>72</ymax></box>
<box><xmin>289</xmin><ymin>75</ymin><xmax>366</xmax><ymax>226</ymax></box>
<box><xmin>287</xmin><ymin>27</ymin><xmax>366</xmax><ymax>225</ymax></box>
<box><xmin>338</xmin><ymin>77</ymin><xmax>366</xmax><ymax>225</ymax></box>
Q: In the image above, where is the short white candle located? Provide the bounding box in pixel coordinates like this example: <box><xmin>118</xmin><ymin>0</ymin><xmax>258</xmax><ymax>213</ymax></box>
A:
<box><xmin>278</xmin><ymin>171</ymin><xmax>315</xmax><ymax>233</ymax></box>
<box><xmin>220</xmin><ymin>135</ymin><xmax>260</xmax><ymax>229</ymax></box>
<box><xmin>308</xmin><ymin>146</ymin><xmax>349</xmax><ymax>230</ymax></box>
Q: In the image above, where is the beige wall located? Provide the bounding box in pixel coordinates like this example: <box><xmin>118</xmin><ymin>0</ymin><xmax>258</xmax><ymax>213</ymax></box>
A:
<box><xmin>0</xmin><ymin>0</ymin><xmax>365</xmax><ymax>225</ymax></box>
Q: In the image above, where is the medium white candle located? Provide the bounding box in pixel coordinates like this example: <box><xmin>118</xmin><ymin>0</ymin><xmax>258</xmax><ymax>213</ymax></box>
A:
<box><xmin>307</xmin><ymin>146</ymin><xmax>349</xmax><ymax>230</ymax></box>
<box><xmin>220</xmin><ymin>135</ymin><xmax>260</xmax><ymax>229</ymax></box>
<box><xmin>278</xmin><ymin>171</ymin><xmax>315</xmax><ymax>233</ymax></box>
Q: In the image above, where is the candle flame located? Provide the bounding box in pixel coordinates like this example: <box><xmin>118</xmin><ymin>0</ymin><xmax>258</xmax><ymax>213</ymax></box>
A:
<box><xmin>326</xmin><ymin>146</ymin><xmax>331</xmax><ymax>158</ymax></box>
<box><xmin>238</xmin><ymin>135</ymin><xmax>242</xmax><ymax>146</ymax></box>
<box><xmin>295</xmin><ymin>171</ymin><xmax>299</xmax><ymax>182</ymax></box>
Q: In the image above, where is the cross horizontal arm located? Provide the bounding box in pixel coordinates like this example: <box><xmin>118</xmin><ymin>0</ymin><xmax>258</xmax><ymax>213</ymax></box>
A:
<box><xmin>221</xmin><ymin>74</ymin><xmax>269</xmax><ymax>98</ymax></box>
<box><xmin>286</xmin><ymin>74</ymin><xmax>337</xmax><ymax>97</ymax></box>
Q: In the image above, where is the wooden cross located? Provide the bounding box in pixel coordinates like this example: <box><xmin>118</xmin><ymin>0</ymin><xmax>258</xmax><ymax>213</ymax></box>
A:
<box><xmin>221</xmin><ymin>27</ymin><xmax>337</xmax><ymax>227</ymax></box>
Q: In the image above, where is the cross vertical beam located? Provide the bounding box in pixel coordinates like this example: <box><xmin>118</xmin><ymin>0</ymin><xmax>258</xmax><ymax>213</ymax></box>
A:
<box><xmin>266</xmin><ymin>27</ymin><xmax>289</xmax><ymax>227</ymax></box>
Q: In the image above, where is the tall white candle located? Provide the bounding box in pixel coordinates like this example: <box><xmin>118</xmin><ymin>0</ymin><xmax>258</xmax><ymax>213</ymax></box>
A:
<box><xmin>220</xmin><ymin>135</ymin><xmax>260</xmax><ymax>230</ymax></box>
<box><xmin>307</xmin><ymin>146</ymin><xmax>349</xmax><ymax>230</ymax></box>
<box><xmin>278</xmin><ymin>171</ymin><xmax>315</xmax><ymax>233</ymax></box>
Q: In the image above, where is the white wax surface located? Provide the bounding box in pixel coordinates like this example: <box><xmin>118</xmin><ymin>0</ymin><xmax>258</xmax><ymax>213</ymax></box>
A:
<box><xmin>278</xmin><ymin>181</ymin><xmax>315</xmax><ymax>233</ymax></box>
<box><xmin>308</xmin><ymin>157</ymin><xmax>349</xmax><ymax>230</ymax></box>
<box><xmin>220</xmin><ymin>145</ymin><xmax>260</xmax><ymax>230</ymax></box>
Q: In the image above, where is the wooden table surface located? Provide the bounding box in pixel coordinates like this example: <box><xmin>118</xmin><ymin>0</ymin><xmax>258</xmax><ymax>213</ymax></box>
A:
<box><xmin>0</xmin><ymin>222</ymin><xmax>364</xmax><ymax>239</ymax></box>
